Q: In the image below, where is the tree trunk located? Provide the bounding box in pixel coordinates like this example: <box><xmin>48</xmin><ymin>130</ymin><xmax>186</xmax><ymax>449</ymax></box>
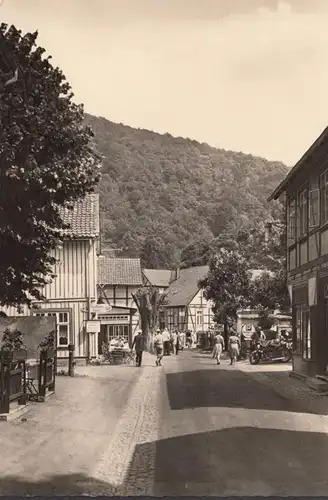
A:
<box><xmin>224</xmin><ymin>320</ymin><xmax>229</xmax><ymax>351</ymax></box>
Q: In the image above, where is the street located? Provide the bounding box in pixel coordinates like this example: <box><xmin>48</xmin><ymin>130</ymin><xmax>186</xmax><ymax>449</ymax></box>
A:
<box><xmin>1</xmin><ymin>349</ymin><xmax>328</xmax><ymax>496</ymax></box>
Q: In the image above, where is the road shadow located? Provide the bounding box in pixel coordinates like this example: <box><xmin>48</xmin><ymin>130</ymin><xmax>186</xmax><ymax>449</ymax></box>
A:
<box><xmin>2</xmin><ymin>428</ymin><xmax>328</xmax><ymax>496</ymax></box>
<box><xmin>0</xmin><ymin>472</ymin><xmax>117</xmax><ymax>496</ymax></box>
<box><xmin>134</xmin><ymin>427</ymin><xmax>328</xmax><ymax>496</ymax></box>
<box><xmin>165</xmin><ymin>369</ymin><xmax>323</xmax><ymax>414</ymax></box>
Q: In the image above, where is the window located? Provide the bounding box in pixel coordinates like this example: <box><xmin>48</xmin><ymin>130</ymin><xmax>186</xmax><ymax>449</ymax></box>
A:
<box><xmin>107</xmin><ymin>324</ymin><xmax>129</xmax><ymax>343</ymax></box>
<box><xmin>299</xmin><ymin>189</ymin><xmax>308</xmax><ymax>237</ymax></box>
<box><xmin>196</xmin><ymin>310</ymin><xmax>203</xmax><ymax>325</ymax></box>
<box><xmin>287</xmin><ymin>198</ymin><xmax>297</xmax><ymax>242</ymax></box>
<box><xmin>309</xmin><ymin>189</ymin><xmax>320</xmax><ymax>228</ymax></box>
<box><xmin>34</xmin><ymin>310</ymin><xmax>70</xmax><ymax>346</ymax></box>
<box><xmin>320</xmin><ymin>170</ymin><xmax>328</xmax><ymax>224</ymax></box>
<box><xmin>295</xmin><ymin>306</ymin><xmax>311</xmax><ymax>359</ymax></box>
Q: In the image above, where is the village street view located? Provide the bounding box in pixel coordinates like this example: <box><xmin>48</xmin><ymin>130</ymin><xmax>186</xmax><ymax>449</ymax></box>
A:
<box><xmin>2</xmin><ymin>0</ymin><xmax>328</xmax><ymax>497</ymax></box>
<box><xmin>1</xmin><ymin>350</ymin><xmax>328</xmax><ymax>496</ymax></box>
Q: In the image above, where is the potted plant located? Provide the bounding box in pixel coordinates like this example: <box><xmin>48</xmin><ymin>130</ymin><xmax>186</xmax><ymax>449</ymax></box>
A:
<box><xmin>0</xmin><ymin>328</ymin><xmax>27</xmax><ymax>361</ymax></box>
<box><xmin>38</xmin><ymin>330</ymin><xmax>56</xmax><ymax>359</ymax></box>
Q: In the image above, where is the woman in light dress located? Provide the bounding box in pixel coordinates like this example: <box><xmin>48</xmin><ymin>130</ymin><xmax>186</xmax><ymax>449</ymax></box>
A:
<box><xmin>228</xmin><ymin>329</ymin><xmax>240</xmax><ymax>365</ymax></box>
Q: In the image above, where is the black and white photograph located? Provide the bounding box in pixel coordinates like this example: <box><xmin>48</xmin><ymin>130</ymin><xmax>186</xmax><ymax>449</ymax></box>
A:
<box><xmin>0</xmin><ymin>0</ymin><xmax>328</xmax><ymax>496</ymax></box>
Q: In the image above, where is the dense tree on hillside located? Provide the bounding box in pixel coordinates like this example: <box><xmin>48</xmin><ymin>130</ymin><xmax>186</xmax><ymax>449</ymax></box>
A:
<box><xmin>0</xmin><ymin>26</ymin><xmax>100</xmax><ymax>308</ymax></box>
<box><xmin>84</xmin><ymin>113</ymin><xmax>289</xmax><ymax>266</ymax></box>
<box><xmin>140</xmin><ymin>235</ymin><xmax>173</xmax><ymax>269</ymax></box>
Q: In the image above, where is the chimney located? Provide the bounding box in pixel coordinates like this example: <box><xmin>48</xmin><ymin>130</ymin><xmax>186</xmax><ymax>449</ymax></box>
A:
<box><xmin>169</xmin><ymin>267</ymin><xmax>180</xmax><ymax>283</ymax></box>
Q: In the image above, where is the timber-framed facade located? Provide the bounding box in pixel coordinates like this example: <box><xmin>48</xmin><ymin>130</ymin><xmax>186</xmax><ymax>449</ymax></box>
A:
<box><xmin>269</xmin><ymin>126</ymin><xmax>328</xmax><ymax>378</ymax></box>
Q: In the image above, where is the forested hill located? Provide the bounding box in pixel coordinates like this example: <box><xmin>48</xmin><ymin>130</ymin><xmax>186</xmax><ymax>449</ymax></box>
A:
<box><xmin>84</xmin><ymin>113</ymin><xmax>290</xmax><ymax>268</ymax></box>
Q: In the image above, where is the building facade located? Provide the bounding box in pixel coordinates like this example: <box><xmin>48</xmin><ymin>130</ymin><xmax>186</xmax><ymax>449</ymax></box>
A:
<box><xmin>269</xmin><ymin>126</ymin><xmax>328</xmax><ymax>378</ymax></box>
<box><xmin>236</xmin><ymin>309</ymin><xmax>292</xmax><ymax>338</ymax></box>
<box><xmin>97</xmin><ymin>257</ymin><xmax>143</xmax><ymax>353</ymax></box>
<box><xmin>163</xmin><ymin>266</ymin><xmax>214</xmax><ymax>332</ymax></box>
<box><xmin>0</xmin><ymin>194</ymin><xmax>100</xmax><ymax>361</ymax></box>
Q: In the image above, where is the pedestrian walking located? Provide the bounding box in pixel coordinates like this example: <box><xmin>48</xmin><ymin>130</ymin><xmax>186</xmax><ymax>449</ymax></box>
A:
<box><xmin>174</xmin><ymin>331</ymin><xmax>181</xmax><ymax>355</ymax></box>
<box><xmin>131</xmin><ymin>330</ymin><xmax>145</xmax><ymax>367</ymax></box>
<box><xmin>228</xmin><ymin>330</ymin><xmax>240</xmax><ymax>365</ymax></box>
<box><xmin>162</xmin><ymin>328</ymin><xmax>171</xmax><ymax>356</ymax></box>
<box><xmin>186</xmin><ymin>330</ymin><xmax>192</xmax><ymax>348</ymax></box>
<box><xmin>154</xmin><ymin>329</ymin><xmax>164</xmax><ymax>366</ymax></box>
<box><xmin>213</xmin><ymin>328</ymin><xmax>225</xmax><ymax>365</ymax></box>
<box><xmin>169</xmin><ymin>331</ymin><xmax>175</xmax><ymax>354</ymax></box>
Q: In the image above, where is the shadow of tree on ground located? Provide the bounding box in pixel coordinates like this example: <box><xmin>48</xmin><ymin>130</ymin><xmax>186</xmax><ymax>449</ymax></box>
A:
<box><xmin>0</xmin><ymin>473</ymin><xmax>116</xmax><ymax>496</ymax></box>
<box><xmin>144</xmin><ymin>427</ymin><xmax>328</xmax><ymax>496</ymax></box>
<box><xmin>166</xmin><ymin>368</ymin><xmax>324</xmax><ymax>414</ymax></box>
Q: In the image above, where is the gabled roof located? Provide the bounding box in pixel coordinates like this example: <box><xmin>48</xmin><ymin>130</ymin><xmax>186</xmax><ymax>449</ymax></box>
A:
<box><xmin>268</xmin><ymin>126</ymin><xmax>328</xmax><ymax>201</ymax></box>
<box><xmin>164</xmin><ymin>265</ymin><xmax>209</xmax><ymax>307</ymax></box>
<box><xmin>98</xmin><ymin>257</ymin><xmax>143</xmax><ymax>286</ymax></box>
<box><xmin>59</xmin><ymin>193</ymin><xmax>99</xmax><ymax>239</ymax></box>
<box><xmin>142</xmin><ymin>269</ymin><xmax>171</xmax><ymax>288</ymax></box>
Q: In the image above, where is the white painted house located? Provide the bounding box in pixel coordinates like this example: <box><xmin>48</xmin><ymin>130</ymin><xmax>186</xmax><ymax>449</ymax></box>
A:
<box><xmin>0</xmin><ymin>194</ymin><xmax>100</xmax><ymax>362</ymax></box>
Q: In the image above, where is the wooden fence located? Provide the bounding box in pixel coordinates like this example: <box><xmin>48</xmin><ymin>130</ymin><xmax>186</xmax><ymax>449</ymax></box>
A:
<box><xmin>0</xmin><ymin>352</ymin><xmax>27</xmax><ymax>414</ymax></box>
<box><xmin>38</xmin><ymin>348</ymin><xmax>56</xmax><ymax>399</ymax></box>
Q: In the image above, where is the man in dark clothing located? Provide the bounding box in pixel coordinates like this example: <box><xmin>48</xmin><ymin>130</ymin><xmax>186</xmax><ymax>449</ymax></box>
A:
<box><xmin>131</xmin><ymin>330</ymin><xmax>145</xmax><ymax>367</ymax></box>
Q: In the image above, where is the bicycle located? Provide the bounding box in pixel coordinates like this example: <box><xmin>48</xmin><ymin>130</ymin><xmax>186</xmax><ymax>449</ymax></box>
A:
<box><xmin>123</xmin><ymin>351</ymin><xmax>135</xmax><ymax>364</ymax></box>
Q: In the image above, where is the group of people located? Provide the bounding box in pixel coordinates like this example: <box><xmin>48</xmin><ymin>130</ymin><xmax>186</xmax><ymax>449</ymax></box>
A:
<box><xmin>211</xmin><ymin>324</ymin><xmax>292</xmax><ymax>367</ymax></box>
<box><xmin>131</xmin><ymin>327</ymin><xmax>190</xmax><ymax>368</ymax></box>
<box><xmin>212</xmin><ymin>326</ymin><xmax>241</xmax><ymax>366</ymax></box>
<box><xmin>154</xmin><ymin>328</ymin><xmax>187</xmax><ymax>366</ymax></box>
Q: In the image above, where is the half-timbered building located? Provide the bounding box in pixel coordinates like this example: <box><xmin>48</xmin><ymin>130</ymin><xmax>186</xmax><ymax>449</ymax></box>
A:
<box><xmin>97</xmin><ymin>257</ymin><xmax>143</xmax><ymax>352</ymax></box>
<box><xmin>163</xmin><ymin>266</ymin><xmax>214</xmax><ymax>332</ymax></box>
<box><xmin>269</xmin><ymin>126</ymin><xmax>328</xmax><ymax>379</ymax></box>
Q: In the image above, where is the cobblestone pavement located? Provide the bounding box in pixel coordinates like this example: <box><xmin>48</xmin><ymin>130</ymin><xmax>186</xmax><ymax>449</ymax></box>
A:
<box><xmin>2</xmin><ymin>349</ymin><xmax>328</xmax><ymax>496</ymax></box>
<box><xmin>0</xmin><ymin>352</ymin><xmax>161</xmax><ymax>496</ymax></box>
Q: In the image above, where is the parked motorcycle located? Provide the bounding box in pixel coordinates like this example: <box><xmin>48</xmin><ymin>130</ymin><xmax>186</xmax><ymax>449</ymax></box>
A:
<box><xmin>249</xmin><ymin>339</ymin><xmax>292</xmax><ymax>365</ymax></box>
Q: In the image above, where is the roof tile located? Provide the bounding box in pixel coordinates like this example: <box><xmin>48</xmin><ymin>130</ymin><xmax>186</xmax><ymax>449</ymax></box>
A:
<box><xmin>98</xmin><ymin>257</ymin><xmax>143</xmax><ymax>285</ymax></box>
<box><xmin>59</xmin><ymin>193</ymin><xmax>99</xmax><ymax>239</ymax></box>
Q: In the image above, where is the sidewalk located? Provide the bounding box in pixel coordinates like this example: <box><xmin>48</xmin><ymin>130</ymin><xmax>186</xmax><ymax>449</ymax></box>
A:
<box><xmin>237</xmin><ymin>359</ymin><xmax>328</xmax><ymax>415</ymax></box>
<box><xmin>0</xmin><ymin>351</ymin><xmax>161</xmax><ymax>496</ymax></box>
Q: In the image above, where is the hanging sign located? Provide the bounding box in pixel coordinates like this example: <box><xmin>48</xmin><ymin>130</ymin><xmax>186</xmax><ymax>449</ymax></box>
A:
<box><xmin>86</xmin><ymin>320</ymin><xmax>101</xmax><ymax>333</ymax></box>
<box><xmin>90</xmin><ymin>304</ymin><xmax>112</xmax><ymax>314</ymax></box>
<box><xmin>288</xmin><ymin>285</ymin><xmax>293</xmax><ymax>304</ymax></box>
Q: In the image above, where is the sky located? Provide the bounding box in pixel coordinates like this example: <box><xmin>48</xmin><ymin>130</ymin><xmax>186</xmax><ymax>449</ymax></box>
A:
<box><xmin>1</xmin><ymin>0</ymin><xmax>328</xmax><ymax>166</ymax></box>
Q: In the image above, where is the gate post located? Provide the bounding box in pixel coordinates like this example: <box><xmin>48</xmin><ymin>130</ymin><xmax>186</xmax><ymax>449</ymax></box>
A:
<box><xmin>0</xmin><ymin>352</ymin><xmax>11</xmax><ymax>414</ymax></box>
<box><xmin>68</xmin><ymin>344</ymin><xmax>75</xmax><ymax>377</ymax></box>
<box><xmin>17</xmin><ymin>360</ymin><xmax>27</xmax><ymax>405</ymax></box>
<box><xmin>38</xmin><ymin>350</ymin><xmax>46</xmax><ymax>398</ymax></box>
